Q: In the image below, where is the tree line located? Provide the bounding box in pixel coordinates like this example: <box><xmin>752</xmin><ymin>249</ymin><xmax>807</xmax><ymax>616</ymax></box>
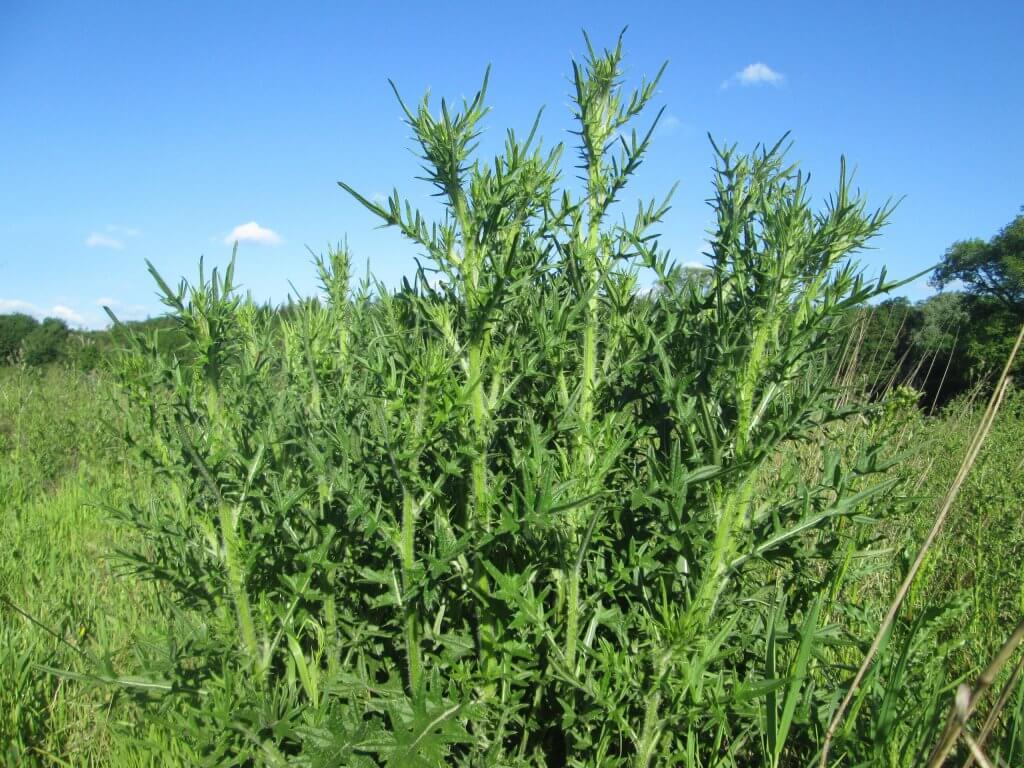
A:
<box><xmin>846</xmin><ymin>210</ymin><xmax>1022</xmax><ymax>409</ymax></box>
<box><xmin>0</xmin><ymin>313</ymin><xmax>181</xmax><ymax>370</ymax></box>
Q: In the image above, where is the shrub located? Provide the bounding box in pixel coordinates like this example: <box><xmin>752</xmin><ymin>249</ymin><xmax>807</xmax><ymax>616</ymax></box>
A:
<box><xmin>103</xmin><ymin>34</ymin><xmax>932</xmax><ymax>766</ymax></box>
<box><xmin>20</xmin><ymin>318</ymin><xmax>70</xmax><ymax>366</ymax></box>
<box><xmin>0</xmin><ymin>313</ymin><xmax>39</xmax><ymax>362</ymax></box>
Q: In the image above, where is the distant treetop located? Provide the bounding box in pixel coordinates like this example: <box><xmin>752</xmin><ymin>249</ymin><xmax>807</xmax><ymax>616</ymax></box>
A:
<box><xmin>932</xmin><ymin>210</ymin><xmax>1024</xmax><ymax>314</ymax></box>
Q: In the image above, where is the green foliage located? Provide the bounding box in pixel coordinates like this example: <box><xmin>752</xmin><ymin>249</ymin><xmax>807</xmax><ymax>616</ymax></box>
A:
<box><xmin>0</xmin><ymin>367</ymin><xmax>166</xmax><ymax>766</ymax></box>
<box><xmin>903</xmin><ymin>391</ymin><xmax>1024</xmax><ymax>670</ymax></box>
<box><xmin>877</xmin><ymin>210</ymin><xmax>1024</xmax><ymax>404</ymax></box>
<box><xmin>0</xmin><ymin>313</ymin><xmax>39</xmax><ymax>362</ymax></box>
<box><xmin>0</xmin><ymin>312</ymin><xmax>190</xmax><ymax>374</ymax></box>
<box><xmin>843</xmin><ymin>288</ymin><xmax>1020</xmax><ymax>409</ymax></box>
<box><xmin>913</xmin><ymin>292</ymin><xmax>967</xmax><ymax>352</ymax></box>
<box><xmin>3</xmin><ymin>326</ymin><xmax>1023</xmax><ymax>766</ymax></box>
<box><xmin>825</xmin><ymin>388</ymin><xmax>1024</xmax><ymax>766</ymax></box>
<box><xmin>20</xmin><ymin>318</ymin><xmax>70</xmax><ymax>366</ymax></box>
<box><xmin>0</xmin><ymin>367</ymin><xmax>113</xmax><ymax>502</ymax></box>
<box><xmin>89</xmin><ymin>35</ymin><xmax>929</xmax><ymax>766</ymax></box>
<box><xmin>932</xmin><ymin>211</ymin><xmax>1024</xmax><ymax>313</ymax></box>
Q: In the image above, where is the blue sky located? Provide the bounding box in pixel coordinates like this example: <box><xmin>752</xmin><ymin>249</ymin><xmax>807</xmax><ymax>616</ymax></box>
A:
<box><xmin>1</xmin><ymin>1</ymin><xmax>1021</xmax><ymax>328</ymax></box>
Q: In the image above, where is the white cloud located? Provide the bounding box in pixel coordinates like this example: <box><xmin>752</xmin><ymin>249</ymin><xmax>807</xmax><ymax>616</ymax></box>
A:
<box><xmin>51</xmin><ymin>304</ymin><xmax>87</xmax><ymax>326</ymax></box>
<box><xmin>86</xmin><ymin>232</ymin><xmax>124</xmax><ymax>249</ymax></box>
<box><xmin>85</xmin><ymin>224</ymin><xmax>141</xmax><ymax>250</ymax></box>
<box><xmin>0</xmin><ymin>299</ymin><xmax>40</xmax><ymax>315</ymax></box>
<box><xmin>0</xmin><ymin>299</ymin><xmax>88</xmax><ymax>327</ymax></box>
<box><xmin>225</xmin><ymin>221</ymin><xmax>282</xmax><ymax>246</ymax></box>
<box><xmin>723</xmin><ymin>62</ymin><xmax>784</xmax><ymax>89</ymax></box>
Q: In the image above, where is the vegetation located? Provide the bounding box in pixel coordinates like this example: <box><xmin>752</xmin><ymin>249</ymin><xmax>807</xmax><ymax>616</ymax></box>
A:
<box><xmin>0</xmin><ymin>314</ymin><xmax>39</xmax><ymax>362</ymax></box>
<box><xmin>838</xmin><ymin>211</ymin><xmax>1024</xmax><ymax>410</ymax></box>
<box><xmin>933</xmin><ymin>211</ymin><xmax>1024</xmax><ymax>313</ymax></box>
<box><xmin>0</xmin><ymin>313</ymin><xmax>184</xmax><ymax>369</ymax></box>
<box><xmin>2</xmin><ymin>35</ymin><xmax>1023</xmax><ymax>766</ymax></box>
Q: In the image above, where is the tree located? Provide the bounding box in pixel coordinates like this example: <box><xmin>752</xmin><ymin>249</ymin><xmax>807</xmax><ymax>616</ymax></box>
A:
<box><xmin>0</xmin><ymin>313</ymin><xmax>39</xmax><ymax>361</ymax></box>
<box><xmin>913</xmin><ymin>291</ymin><xmax>967</xmax><ymax>352</ymax></box>
<box><xmin>21</xmin><ymin>317</ymin><xmax>70</xmax><ymax>365</ymax></box>
<box><xmin>932</xmin><ymin>211</ymin><xmax>1024</xmax><ymax>314</ymax></box>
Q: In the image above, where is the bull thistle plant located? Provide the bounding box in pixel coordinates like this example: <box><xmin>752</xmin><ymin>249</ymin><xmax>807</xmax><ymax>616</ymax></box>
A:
<box><xmin>101</xmin><ymin>32</ymin><xmax>945</xmax><ymax>767</ymax></box>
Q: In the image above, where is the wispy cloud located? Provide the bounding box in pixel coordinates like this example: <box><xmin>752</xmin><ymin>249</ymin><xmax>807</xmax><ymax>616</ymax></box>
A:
<box><xmin>225</xmin><ymin>221</ymin><xmax>282</xmax><ymax>246</ymax></box>
<box><xmin>0</xmin><ymin>299</ymin><xmax>40</xmax><ymax>315</ymax></box>
<box><xmin>85</xmin><ymin>224</ymin><xmax>141</xmax><ymax>250</ymax></box>
<box><xmin>51</xmin><ymin>304</ymin><xmax>86</xmax><ymax>325</ymax></box>
<box><xmin>86</xmin><ymin>232</ymin><xmax>124</xmax><ymax>249</ymax></box>
<box><xmin>96</xmin><ymin>297</ymin><xmax>151</xmax><ymax>322</ymax></box>
<box><xmin>722</xmin><ymin>62</ymin><xmax>785</xmax><ymax>89</ymax></box>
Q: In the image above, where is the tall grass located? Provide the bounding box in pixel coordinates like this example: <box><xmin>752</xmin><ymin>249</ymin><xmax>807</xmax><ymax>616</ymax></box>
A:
<box><xmin>0</xmin><ymin>367</ymin><xmax>173</xmax><ymax>766</ymax></box>
<box><xmin>3</xmin><ymin>34</ymin><xmax>1023</xmax><ymax>766</ymax></box>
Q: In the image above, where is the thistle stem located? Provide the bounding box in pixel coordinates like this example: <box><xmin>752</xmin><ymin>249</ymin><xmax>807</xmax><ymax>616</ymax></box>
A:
<box><xmin>219</xmin><ymin>505</ymin><xmax>258</xmax><ymax>662</ymax></box>
<box><xmin>401</xmin><ymin>489</ymin><xmax>421</xmax><ymax>692</ymax></box>
<box><xmin>565</xmin><ymin>568</ymin><xmax>581</xmax><ymax>669</ymax></box>
<box><xmin>467</xmin><ymin>340</ymin><xmax>489</xmax><ymax>532</ymax></box>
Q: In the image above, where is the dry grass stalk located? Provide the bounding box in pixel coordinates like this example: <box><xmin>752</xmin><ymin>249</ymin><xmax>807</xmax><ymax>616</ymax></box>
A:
<box><xmin>928</xmin><ymin>616</ymin><xmax>1024</xmax><ymax>767</ymax></box>
<box><xmin>961</xmin><ymin>732</ymin><xmax>995</xmax><ymax>768</ymax></box>
<box><xmin>961</xmin><ymin>647</ymin><xmax>1024</xmax><ymax>768</ymax></box>
<box><xmin>929</xmin><ymin>325</ymin><xmax>960</xmax><ymax>416</ymax></box>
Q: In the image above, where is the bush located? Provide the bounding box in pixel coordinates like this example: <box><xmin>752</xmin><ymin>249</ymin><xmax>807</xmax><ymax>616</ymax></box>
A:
<box><xmin>95</xmin><ymin>35</ymin><xmax>940</xmax><ymax>766</ymax></box>
<box><xmin>0</xmin><ymin>313</ymin><xmax>39</xmax><ymax>362</ymax></box>
<box><xmin>68</xmin><ymin>33</ymin><xmax>1019</xmax><ymax>765</ymax></box>
<box><xmin>20</xmin><ymin>318</ymin><xmax>69</xmax><ymax>366</ymax></box>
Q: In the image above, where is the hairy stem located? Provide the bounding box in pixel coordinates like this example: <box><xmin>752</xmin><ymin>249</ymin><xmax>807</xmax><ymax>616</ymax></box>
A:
<box><xmin>467</xmin><ymin>340</ymin><xmax>489</xmax><ymax>532</ymax></box>
<box><xmin>401</xmin><ymin>488</ymin><xmax>421</xmax><ymax>692</ymax></box>
<box><xmin>220</xmin><ymin>505</ymin><xmax>258</xmax><ymax>662</ymax></box>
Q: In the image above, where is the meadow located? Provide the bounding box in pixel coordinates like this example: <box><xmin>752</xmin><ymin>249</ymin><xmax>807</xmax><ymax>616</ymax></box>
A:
<box><xmin>2</xmin><ymin>36</ymin><xmax>1024</xmax><ymax>767</ymax></box>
